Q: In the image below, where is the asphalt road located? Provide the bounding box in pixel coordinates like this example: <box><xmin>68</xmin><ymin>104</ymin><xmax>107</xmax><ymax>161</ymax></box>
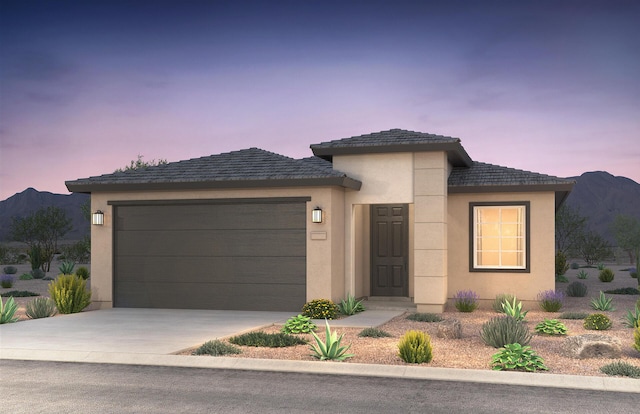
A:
<box><xmin>1</xmin><ymin>360</ymin><xmax>636</xmax><ymax>413</ymax></box>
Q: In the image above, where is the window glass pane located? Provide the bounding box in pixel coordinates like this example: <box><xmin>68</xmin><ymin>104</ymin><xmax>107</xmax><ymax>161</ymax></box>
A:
<box><xmin>481</xmin><ymin>237</ymin><xmax>500</xmax><ymax>250</ymax></box>
<box><xmin>501</xmin><ymin>237</ymin><xmax>520</xmax><ymax>250</ymax></box>
<box><xmin>501</xmin><ymin>208</ymin><xmax>520</xmax><ymax>222</ymax></box>
<box><xmin>473</xmin><ymin>204</ymin><xmax>526</xmax><ymax>270</ymax></box>
<box><xmin>501</xmin><ymin>252</ymin><xmax>521</xmax><ymax>266</ymax></box>
<box><xmin>481</xmin><ymin>223</ymin><xmax>500</xmax><ymax>236</ymax></box>
<box><xmin>501</xmin><ymin>224</ymin><xmax>519</xmax><ymax>236</ymax></box>
<box><xmin>478</xmin><ymin>251</ymin><xmax>499</xmax><ymax>266</ymax></box>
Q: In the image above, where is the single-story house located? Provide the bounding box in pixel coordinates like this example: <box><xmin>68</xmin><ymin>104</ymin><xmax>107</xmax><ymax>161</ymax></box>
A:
<box><xmin>66</xmin><ymin>129</ymin><xmax>574</xmax><ymax>312</ymax></box>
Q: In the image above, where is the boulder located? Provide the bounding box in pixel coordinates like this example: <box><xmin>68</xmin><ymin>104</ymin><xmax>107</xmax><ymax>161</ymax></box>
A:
<box><xmin>437</xmin><ymin>318</ymin><xmax>462</xmax><ymax>339</ymax></box>
<box><xmin>562</xmin><ymin>334</ymin><xmax>622</xmax><ymax>359</ymax></box>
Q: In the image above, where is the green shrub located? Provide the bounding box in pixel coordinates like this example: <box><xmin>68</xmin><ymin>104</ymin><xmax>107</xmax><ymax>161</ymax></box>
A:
<box><xmin>480</xmin><ymin>316</ymin><xmax>532</xmax><ymax>348</ymax></box>
<box><xmin>19</xmin><ymin>273</ymin><xmax>33</xmax><ymax>280</ymax></box>
<box><xmin>75</xmin><ymin>267</ymin><xmax>90</xmax><ymax>280</ymax></box>
<box><xmin>501</xmin><ymin>297</ymin><xmax>528</xmax><ymax>321</ymax></box>
<box><xmin>302</xmin><ymin>299</ymin><xmax>339</xmax><ymax>320</ymax></box>
<box><xmin>3</xmin><ymin>266</ymin><xmax>17</xmax><ymax>274</ymax></box>
<box><xmin>555</xmin><ymin>274</ymin><xmax>569</xmax><ymax>283</ymax></box>
<box><xmin>565</xmin><ymin>281</ymin><xmax>588</xmax><ymax>297</ymax></box>
<box><xmin>48</xmin><ymin>274</ymin><xmax>91</xmax><ymax>314</ymax></box>
<box><xmin>492</xmin><ymin>293</ymin><xmax>515</xmax><ymax>313</ymax></box>
<box><xmin>25</xmin><ymin>297</ymin><xmax>58</xmax><ymax>319</ymax></box>
<box><xmin>406</xmin><ymin>313</ymin><xmax>443</xmax><ymax>322</ymax></box>
<box><xmin>358</xmin><ymin>327</ymin><xmax>392</xmax><ymax>338</ymax></box>
<box><xmin>537</xmin><ymin>290</ymin><xmax>564</xmax><ymax>312</ymax></box>
<box><xmin>570</xmin><ymin>262</ymin><xmax>580</xmax><ymax>270</ymax></box>
<box><xmin>635</xmin><ymin>327</ymin><xmax>640</xmax><ymax>353</ymax></box>
<box><xmin>28</xmin><ymin>245</ymin><xmax>44</xmax><ymax>271</ymax></box>
<box><xmin>337</xmin><ymin>294</ymin><xmax>365</xmax><ymax>315</ymax></box>
<box><xmin>31</xmin><ymin>269</ymin><xmax>45</xmax><ymax>279</ymax></box>
<box><xmin>281</xmin><ymin>314</ymin><xmax>316</xmax><ymax>334</ymax></box>
<box><xmin>590</xmin><ymin>291</ymin><xmax>615</xmax><ymax>311</ymax></box>
<box><xmin>58</xmin><ymin>260</ymin><xmax>75</xmax><ymax>275</ymax></box>
<box><xmin>576</xmin><ymin>270</ymin><xmax>589</xmax><ymax>279</ymax></box>
<box><xmin>597</xmin><ymin>263</ymin><xmax>605</xmax><ymax>271</ymax></box>
<box><xmin>559</xmin><ymin>312</ymin><xmax>589</xmax><ymax>320</ymax></box>
<box><xmin>600</xmin><ymin>361</ymin><xmax>640</xmax><ymax>379</ymax></box>
<box><xmin>0</xmin><ymin>290</ymin><xmax>39</xmax><ymax>297</ymax></box>
<box><xmin>1</xmin><ymin>275</ymin><xmax>14</xmax><ymax>288</ymax></box>
<box><xmin>583</xmin><ymin>313</ymin><xmax>612</xmax><ymax>330</ymax></box>
<box><xmin>453</xmin><ymin>290</ymin><xmax>478</xmax><ymax>312</ymax></box>
<box><xmin>60</xmin><ymin>238</ymin><xmax>90</xmax><ymax>263</ymax></box>
<box><xmin>491</xmin><ymin>343</ymin><xmax>548</xmax><ymax>372</ymax></box>
<box><xmin>309</xmin><ymin>320</ymin><xmax>354</xmax><ymax>361</ymax></box>
<box><xmin>0</xmin><ymin>296</ymin><xmax>19</xmax><ymax>324</ymax></box>
<box><xmin>603</xmin><ymin>287</ymin><xmax>639</xmax><ymax>295</ymax></box>
<box><xmin>229</xmin><ymin>331</ymin><xmax>307</xmax><ymax>347</ymax></box>
<box><xmin>193</xmin><ymin>340</ymin><xmax>241</xmax><ymax>356</ymax></box>
<box><xmin>397</xmin><ymin>330</ymin><xmax>433</xmax><ymax>364</ymax></box>
<box><xmin>598</xmin><ymin>268</ymin><xmax>615</xmax><ymax>282</ymax></box>
<box><xmin>534</xmin><ymin>319</ymin><xmax>568</xmax><ymax>336</ymax></box>
<box><xmin>622</xmin><ymin>305</ymin><xmax>640</xmax><ymax>329</ymax></box>
<box><xmin>555</xmin><ymin>252</ymin><xmax>569</xmax><ymax>276</ymax></box>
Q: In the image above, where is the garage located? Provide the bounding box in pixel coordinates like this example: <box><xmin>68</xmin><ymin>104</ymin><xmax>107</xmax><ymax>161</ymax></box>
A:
<box><xmin>112</xmin><ymin>198</ymin><xmax>308</xmax><ymax>311</ymax></box>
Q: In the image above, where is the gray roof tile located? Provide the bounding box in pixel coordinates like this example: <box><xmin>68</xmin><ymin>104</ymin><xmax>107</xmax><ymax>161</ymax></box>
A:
<box><xmin>449</xmin><ymin>161</ymin><xmax>575</xmax><ymax>188</ymax></box>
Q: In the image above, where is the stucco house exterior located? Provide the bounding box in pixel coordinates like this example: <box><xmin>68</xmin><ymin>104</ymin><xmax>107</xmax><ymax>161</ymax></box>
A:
<box><xmin>66</xmin><ymin>129</ymin><xmax>574</xmax><ymax>312</ymax></box>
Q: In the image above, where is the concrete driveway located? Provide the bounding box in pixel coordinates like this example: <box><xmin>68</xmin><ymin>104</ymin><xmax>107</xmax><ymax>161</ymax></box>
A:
<box><xmin>0</xmin><ymin>308</ymin><xmax>294</xmax><ymax>355</ymax></box>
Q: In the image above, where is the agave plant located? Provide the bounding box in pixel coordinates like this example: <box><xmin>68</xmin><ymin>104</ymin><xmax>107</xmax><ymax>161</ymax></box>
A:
<box><xmin>501</xmin><ymin>296</ymin><xmax>528</xmax><ymax>321</ymax></box>
<box><xmin>309</xmin><ymin>320</ymin><xmax>354</xmax><ymax>361</ymax></box>
<box><xmin>58</xmin><ymin>260</ymin><xmax>76</xmax><ymax>275</ymax></box>
<box><xmin>590</xmin><ymin>291</ymin><xmax>615</xmax><ymax>311</ymax></box>
<box><xmin>0</xmin><ymin>296</ymin><xmax>19</xmax><ymax>324</ymax></box>
<box><xmin>337</xmin><ymin>294</ymin><xmax>365</xmax><ymax>315</ymax></box>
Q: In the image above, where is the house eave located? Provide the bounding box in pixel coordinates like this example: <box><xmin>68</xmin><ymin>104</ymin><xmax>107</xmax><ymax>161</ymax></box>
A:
<box><xmin>448</xmin><ymin>183</ymin><xmax>575</xmax><ymax>211</ymax></box>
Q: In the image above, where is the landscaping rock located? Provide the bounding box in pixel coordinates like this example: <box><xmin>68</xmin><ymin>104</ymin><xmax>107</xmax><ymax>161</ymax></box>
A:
<box><xmin>562</xmin><ymin>334</ymin><xmax>622</xmax><ymax>359</ymax></box>
<box><xmin>437</xmin><ymin>318</ymin><xmax>462</xmax><ymax>339</ymax></box>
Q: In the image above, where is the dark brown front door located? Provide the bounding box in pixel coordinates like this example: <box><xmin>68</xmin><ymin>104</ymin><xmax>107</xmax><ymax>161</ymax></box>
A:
<box><xmin>370</xmin><ymin>204</ymin><xmax>408</xmax><ymax>297</ymax></box>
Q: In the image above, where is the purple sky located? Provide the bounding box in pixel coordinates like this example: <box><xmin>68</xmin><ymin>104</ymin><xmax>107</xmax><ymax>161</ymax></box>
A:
<box><xmin>1</xmin><ymin>0</ymin><xmax>639</xmax><ymax>200</ymax></box>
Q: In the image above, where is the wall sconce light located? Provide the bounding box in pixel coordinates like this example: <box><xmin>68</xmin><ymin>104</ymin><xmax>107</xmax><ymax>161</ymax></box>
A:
<box><xmin>312</xmin><ymin>207</ymin><xmax>323</xmax><ymax>223</ymax></box>
<box><xmin>92</xmin><ymin>210</ymin><xmax>104</xmax><ymax>226</ymax></box>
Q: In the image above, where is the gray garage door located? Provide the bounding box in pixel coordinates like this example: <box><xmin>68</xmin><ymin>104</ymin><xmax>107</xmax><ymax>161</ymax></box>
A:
<box><xmin>112</xmin><ymin>198</ymin><xmax>308</xmax><ymax>311</ymax></box>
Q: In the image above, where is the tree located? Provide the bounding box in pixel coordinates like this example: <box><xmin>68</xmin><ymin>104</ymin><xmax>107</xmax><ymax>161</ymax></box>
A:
<box><xmin>574</xmin><ymin>230</ymin><xmax>613</xmax><ymax>266</ymax></box>
<box><xmin>611</xmin><ymin>214</ymin><xmax>640</xmax><ymax>286</ymax></box>
<box><xmin>9</xmin><ymin>206</ymin><xmax>72</xmax><ymax>272</ymax></box>
<box><xmin>555</xmin><ymin>205</ymin><xmax>587</xmax><ymax>255</ymax></box>
<box><xmin>115</xmin><ymin>154</ymin><xmax>168</xmax><ymax>172</ymax></box>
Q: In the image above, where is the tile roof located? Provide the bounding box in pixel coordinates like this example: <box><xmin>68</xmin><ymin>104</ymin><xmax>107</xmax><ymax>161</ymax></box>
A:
<box><xmin>66</xmin><ymin>148</ymin><xmax>362</xmax><ymax>193</ymax></box>
<box><xmin>311</xmin><ymin>128</ymin><xmax>472</xmax><ymax>166</ymax></box>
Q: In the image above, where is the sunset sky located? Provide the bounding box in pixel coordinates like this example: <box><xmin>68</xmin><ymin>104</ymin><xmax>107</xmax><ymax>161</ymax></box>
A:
<box><xmin>1</xmin><ymin>0</ymin><xmax>638</xmax><ymax>200</ymax></box>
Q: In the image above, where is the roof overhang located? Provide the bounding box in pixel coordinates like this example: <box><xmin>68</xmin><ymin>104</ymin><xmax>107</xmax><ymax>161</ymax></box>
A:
<box><xmin>448</xmin><ymin>183</ymin><xmax>575</xmax><ymax>211</ymax></box>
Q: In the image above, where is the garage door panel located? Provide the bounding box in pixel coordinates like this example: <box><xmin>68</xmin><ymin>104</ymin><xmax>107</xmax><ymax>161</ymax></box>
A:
<box><xmin>116</xmin><ymin>204</ymin><xmax>305</xmax><ymax>231</ymax></box>
<box><xmin>115</xmin><ymin>256</ymin><xmax>305</xmax><ymax>284</ymax></box>
<box><xmin>116</xmin><ymin>229</ymin><xmax>306</xmax><ymax>257</ymax></box>
<box><xmin>115</xmin><ymin>281</ymin><xmax>305</xmax><ymax>311</ymax></box>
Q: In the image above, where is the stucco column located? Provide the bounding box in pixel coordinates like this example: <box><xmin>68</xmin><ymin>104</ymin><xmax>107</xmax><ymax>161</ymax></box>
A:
<box><xmin>413</xmin><ymin>152</ymin><xmax>448</xmax><ymax>312</ymax></box>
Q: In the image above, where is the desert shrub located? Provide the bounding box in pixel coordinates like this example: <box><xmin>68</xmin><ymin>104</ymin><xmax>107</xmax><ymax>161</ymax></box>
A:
<box><xmin>397</xmin><ymin>330</ymin><xmax>433</xmax><ymax>363</ymax></box>
<box><xmin>0</xmin><ymin>290</ymin><xmax>39</xmax><ymax>297</ymax></box>
<box><xmin>583</xmin><ymin>313</ymin><xmax>612</xmax><ymax>330</ymax></box>
<box><xmin>193</xmin><ymin>340</ymin><xmax>241</xmax><ymax>356</ymax></box>
<box><xmin>0</xmin><ymin>296</ymin><xmax>19</xmax><ymax>324</ymax></box>
<box><xmin>492</xmin><ymin>293</ymin><xmax>515</xmax><ymax>313</ymax></box>
<box><xmin>570</xmin><ymin>262</ymin><xmax>580</xmax><ymax>270</ymax></box>
<box><xmin>590</xmin><ymin>291</ymin><xmax>615</xmax><ymax>311</ymax></box>
<box><xmin>480</xmin><ymin>316</ymin><xmax>532</xmax><ymax>348</ymax></box>
<box><xmin>630</xmin><ymin>267</ymin><xmax>638</xmax><ymax>279</ymax></box>
<box><xmin>635</xmin><ymin>327</ymin><xmax>640</xmax><ymax>353</ymax></box>
<box><xmin>406</xmin><ymin>313</ymin><xmax>443</xmax><ymax>322</ymax></box>
<box><xmin>358</xmin><ymin>327</ymin><xmax>392</xmax><ymax>338</ymax></box>
<box><xmin>58</xmin><ymin>260</ymin><xmax>75</xmax><ymax>275</ymax></box>
<box><xmin>337</xmin><ymin>294</ymin><xmax>365</xmax><ymax>315</ymax></box>
<box><xmin>27</xmin><ymin>245</ymin><xmax>44</xmax><ymax>271</ymax></box>
<box><xmin>534</xmin><ymin>319</ymin><xmax>568</xmax><ymax>336</ymax></box>
<box><xmin>555</xmin><ymin>274</ymin><xmax>569</xmax><ymax>283</ymax></box>
<box><xmin>25</xmin><ymin>297</ymin><xmax>58</xmax><ymax>319</ymax></box>
<box><xmin>1</xmin><ymin>275</ymin><xmax>14</xmax><ymax>288</ymax></box>
<box><xmin>453</xmin><ymin>290</ymin><xmax>478</xmax><ymax>312</ymax></box>
<box><xmin>19</xmin><ymin>273</ymin><xmax>33</xmax><ymax>280</ymax></box>
<box><xmin>75</xmin><ymin>267</ymin><xmax>90</xmax><ymax>280</ymax></box>
<box><xmin>600</xmin><ymin>361</ymin><xmax>640</xmax><ymax>378</ymax></box>
<box><xmin>229</xmin><ymin>331</ymin><xmax>306</xmax><ymax>348</ymax></box>
<box><xmin>598</xmin><ymin>268</ymin><xmax>615</xmax><ymax>282</ymax></box>
<box><xmin>501</xmin><ymin>297</ymin><xmax>528</xmax><ymax>321</ymax></box>
<box><xmin>0</xmin><ymin>246</ymin><xmax>24</xmax><ymax>265</ymax></box>
<box><xmin>559</xmin><ymin>312</ymin><xmax>589</xmax><ymax>320</ymax></box>
<box><xmin>597</xmin><ymin>263</ymin><xmax>605</xmax><ymax>271</ymax></box>
<box><xmin>555</xmin><ymin>252</ymin><xmax>569</xmax><ymax>276</ymax></box>
<box><xmin>603</xmin><ymin>287</ymin><xmax>639</xmax><ymax>295</ymax></box>
<box><xmin>565</xmin><ymin>281</ymin><xmax>588</xmax><ymax>297</ymax></box>
<box><xmin>59</xmin><ymin>238</ymin><xmax>90</xmax><ymax>264</ymax></box>
<box><xmin>622</xmin><ymin>305</ymin><xmax>640</xmax><ymax>329</ymax></box>
<box><xmin>576</xmin><ymin>270</ymin><xmax>589</xmax><ymax>279</ymax></box>
<box><xmin>31</xmin><ymin>269</ymin><xmax>45</xmax><ymax>279</ymax></box>
<box><xmin>281</xmin><ymin>314</ymin><xmax>316</xmax><ymax>334</ymax></box>
<box><xmin>3</xmin><ymin>266</ymin><xmax>17</xmax><ymax>274</ymax></box>
<box><xmin>309</xmin><ymin>320</ymin><xmax>354</xmax><ymax>361</ymax></box>
<box><xmin>302</xmin><ymin>299</ymin><xmax>338</xmax><ymax>320</ymax></box>
<box><xmin>537</xmin><ymin>290</ymin><xmax>564</xmax><ymax>312</ymax></box>
<box><xmin>491</xmin><ymin>343</ymin><xmax>548</xmax><ymax>372</ymax></box>
<box><xmin>48</xmin><ymin>274</ymin><xmax>91</xmax><ymax>314</ymax></box>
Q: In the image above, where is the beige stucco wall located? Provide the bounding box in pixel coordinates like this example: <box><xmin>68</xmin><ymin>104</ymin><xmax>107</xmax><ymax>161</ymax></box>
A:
<box><xmin>447</xmin><ymin>191</ymin><xmax>556</xmax><ymax>307</ymax></box>
<box><xmin>89</xmin><ymin>186</ymin><xmax>347</xmax><ymax>309</ymax></box>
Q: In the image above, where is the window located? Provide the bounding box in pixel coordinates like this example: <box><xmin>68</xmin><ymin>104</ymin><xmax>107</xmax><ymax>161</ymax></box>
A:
<box><xmin>470</xmin><ymin>202</ymin><xmax>530</xmax><ymax>272</ymax></box>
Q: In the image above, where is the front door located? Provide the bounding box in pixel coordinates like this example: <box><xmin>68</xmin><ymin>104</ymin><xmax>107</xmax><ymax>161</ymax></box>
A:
<box><xmin>370</xmin><ymin>204</ymin><xmax>408</xmax><ymax>296</ymax></box>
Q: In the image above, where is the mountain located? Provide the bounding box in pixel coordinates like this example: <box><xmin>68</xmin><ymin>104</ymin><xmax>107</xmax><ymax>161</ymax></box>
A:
<box><xmin>0</xmin><ymin>188</ymin><xmax>90</xmax><ymax>242</ymax></box>
<box><xmin>564</xmin><ymin>171</ymin><xmax>640</xmax><ymax>244</ymax></box>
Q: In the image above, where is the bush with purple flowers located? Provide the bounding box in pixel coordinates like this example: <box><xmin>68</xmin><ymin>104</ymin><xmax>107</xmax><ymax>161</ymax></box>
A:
<box><xmin>453</xmin><ymin>290</ymin><xmax>479</xmax><ymax>312</ymax></box>
<box><xmin>1</xmin><ymin>274</ymin><xmax>15</xmax><ymax>288</ymax></box>
<box><xmin>537</xmin><ymin>290</ymin><xmax>564</xmax><ymax>312</ymax></box>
